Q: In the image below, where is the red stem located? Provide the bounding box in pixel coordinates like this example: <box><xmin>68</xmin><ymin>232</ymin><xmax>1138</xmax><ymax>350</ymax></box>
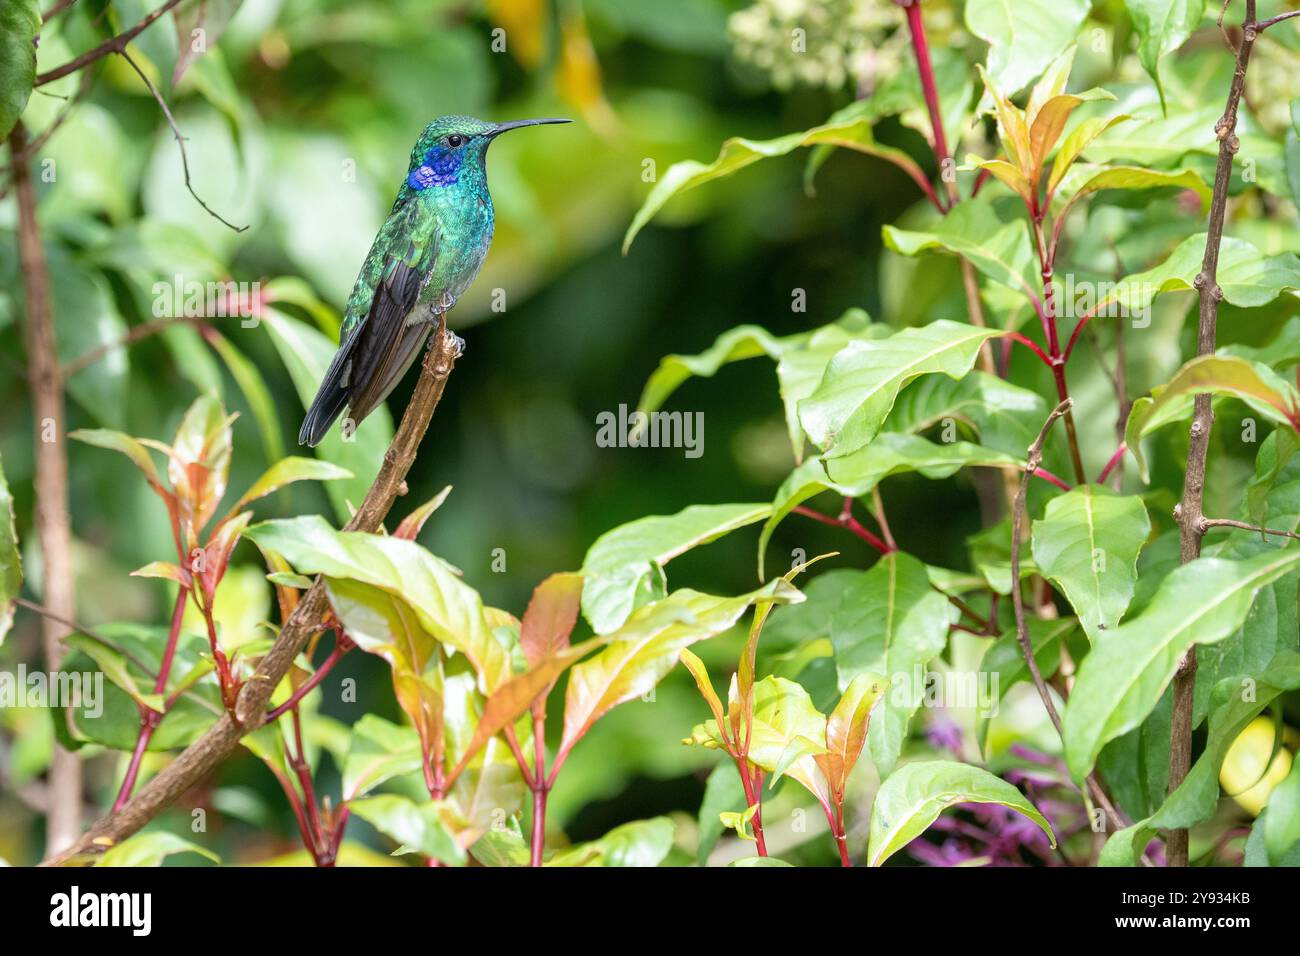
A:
<box><xmin>1062</xmin><ymin>309</ymin><xmax>1097</xmax><ymax>364</ymax></box>
<box><xmin>733</xmin><ymin>755</ymin><xmax>769</xmax><ymax>857</ymax></box>
<box><xmin>112</xmin><ymin>586</ymin><xmax>189</xmax><ymax>811</ymax></box>
<box><xmin>531</xmin><ymin>787</ymin><xmax>548</xmax><ymax>868</ymax></box>
<box><xmin>822</xmin><ymin>799</ymin><xmax>851</xmax><ymax>867</ymax></box>
<box><xmin>265</xmin><ymin>634</ymin><xmax>352</xmax><ymax>722</ymax></box>
<box><xmin>112</xmin><ymin>726</ymin><xmax>156</xmax><ymax>814</ymax></box>
<box><xmin>792</xmin><ymin>505</ymin><xmax>892</xmax><ymax>554</ymax></box>
<box><xmin>1004</xmin><ymin>331</ymin><xmax>1054</xmax><ymax>368</ymax></box>
<box><xmin>903</xmin><ymin>1</ymin><xmax>950</xmax><ymax>170</ymax></box>
<box><xmin>1096</xmin><ymin>443</ymin><xmax>1128</xmax><ymax>485</ymax></box>
<box><xmin>1032</xmin><ymin>467</ymin><xmax>1072</xmax><ymax>493</ymax></box>
<box><xmin>529</xmin><ymin>709</ymin><xmax>549</xmax><ymax>867</ymax></box>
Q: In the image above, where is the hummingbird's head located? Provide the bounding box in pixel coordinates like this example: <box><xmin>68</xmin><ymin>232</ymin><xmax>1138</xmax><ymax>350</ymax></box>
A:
<box><xmin>404</xmin><ymin>115</ymin><xmax>571</xmax><ymax>192</ymax></box>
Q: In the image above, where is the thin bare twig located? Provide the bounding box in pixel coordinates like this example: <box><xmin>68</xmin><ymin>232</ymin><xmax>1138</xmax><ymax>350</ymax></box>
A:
<box><xmin>42</xmin><ymin>0</ymin><xmax>80</xmax><ymax>19</ymax></box>
<box><xmin>1168</xmin><ymin>0</ymin><xmax>1259</xmax><ymax>869</ymax></box>
<box><xmin>1010</xmin><ymin>399</ymin><xmax>1126</xmax><ymax>833</ymax></box>
<box><xmin>42</xmin><ymin>319</ymin><xmax>464</xmax><ymax>866</ymax></box>
<box><xmin>1200</xmin><ymin>518</ymin><xmax>1300</xmax><ymax>541</ymax></box>
<box><xmin>117</xmin><ymin>49</ymin><xmax>248</xmax><ymax>233</ymax></box>
<box><xmin>36</xmin><ymin>0</ymin><xmax>187</xmax><ymax>86</ymax></box>
<box><xmin>64</xmin><ymin>316</ymin><xmax>208</xmax><ymax>377</ymax></box>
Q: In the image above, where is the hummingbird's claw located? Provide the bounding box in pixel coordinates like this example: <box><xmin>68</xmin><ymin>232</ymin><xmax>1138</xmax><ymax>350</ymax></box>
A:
<box><xmin>441</xmin><ymin>330</ymin><xmax>465</xmax><ymax>358</ymax></box>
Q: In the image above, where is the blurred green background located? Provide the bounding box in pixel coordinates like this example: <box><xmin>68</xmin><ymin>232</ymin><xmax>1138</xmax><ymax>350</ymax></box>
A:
<box><xmin>4</xmin><ymin>0</ymin><xmax>1300</xmax><ymax>865</ymax></box>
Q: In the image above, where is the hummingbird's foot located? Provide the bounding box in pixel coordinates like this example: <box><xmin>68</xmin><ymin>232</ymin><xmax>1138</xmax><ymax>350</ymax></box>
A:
<box><xmin>432</xmin><ymin>328</ymin><xmax>465</xmax><ymax>358</ymax></box>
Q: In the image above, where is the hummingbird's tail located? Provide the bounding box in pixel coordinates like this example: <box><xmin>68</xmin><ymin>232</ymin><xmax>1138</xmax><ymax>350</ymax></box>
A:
<box><xmin>298</xmin><ymin>383</ymin><xmax>350</xmax><ymax>447</ymax></box>
<box><xmin>298</xmin><ymin>334</ymin><xmax>359</xmax><ymax>447</ymax></box>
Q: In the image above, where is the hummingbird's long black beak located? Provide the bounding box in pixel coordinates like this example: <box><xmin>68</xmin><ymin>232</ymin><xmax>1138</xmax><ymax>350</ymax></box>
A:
<box><xmin>488</xmin><ymin>118</ymin><xmax>572</xmax><ymax>136</ymax></box>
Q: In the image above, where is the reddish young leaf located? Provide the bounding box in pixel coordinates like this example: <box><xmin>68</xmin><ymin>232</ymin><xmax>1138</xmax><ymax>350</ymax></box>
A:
<box><xmin>520</xmin><ymin>572</ymin><xmax>584</xmax><ymax>668</ymax></box>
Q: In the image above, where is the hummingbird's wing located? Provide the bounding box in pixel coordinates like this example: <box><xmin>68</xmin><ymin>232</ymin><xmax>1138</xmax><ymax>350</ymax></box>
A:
<box><xmin>298</xmin><ymin>199</ymin><xmax>441</xmax><ymax>446</ymax></box>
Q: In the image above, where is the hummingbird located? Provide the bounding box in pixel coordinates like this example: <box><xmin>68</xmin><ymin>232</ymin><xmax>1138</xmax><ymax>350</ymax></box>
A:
<box><xmin>298</xmin><ymin>115</ymin><xmax>571</xmax><ymax>447</ymax></box>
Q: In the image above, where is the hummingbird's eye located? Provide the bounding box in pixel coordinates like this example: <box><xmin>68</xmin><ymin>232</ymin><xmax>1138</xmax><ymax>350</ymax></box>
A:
<box><xmin>446</xmin><ymin>134</ymin><xmax>466</xmax><ymax>148</ymax></box>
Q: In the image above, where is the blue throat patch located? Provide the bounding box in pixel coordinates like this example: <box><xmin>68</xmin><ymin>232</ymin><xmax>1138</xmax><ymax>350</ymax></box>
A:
<box><xmin>407</xmin><ymin>147</ymin><xmax>463</xmax><ymax>190</ymax></box>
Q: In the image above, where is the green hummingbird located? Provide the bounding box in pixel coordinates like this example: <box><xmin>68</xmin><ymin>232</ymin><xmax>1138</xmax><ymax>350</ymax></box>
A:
<box><xmin>299</xmin><ymin>115</ymin><xmax>571</xmax><ymax>447</ymax></box>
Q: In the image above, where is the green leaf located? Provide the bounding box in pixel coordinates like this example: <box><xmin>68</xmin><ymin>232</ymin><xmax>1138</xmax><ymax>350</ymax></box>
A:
<box><xmin>341</xmin><ymin>715</ymin><xmax>423</xmax><ymax>801</ymax></box>
<box><xmin>1030</xmin><ymin>485</ymin><xmax>1151</xmax><ymax>640</ymax></box>
<box><xmin>826</xmin><ymin>434</ymin><xmax>1019</xmax><ymax>492</ymax></box>
<box><xmin>884</xmin><ymin>371</ymin><xmax>1049</xmax><ymax>456</ymax></box>
<box><xmin>965</xmin><ymin>0</ymin><xmax>1090</xmax><ymax>97</ymax></box>
<box><xmin>263</xmin><ymin>308</ymin><xmax>393</xmax><ymax>522</ymax></box>
<box><xmin>1223</xmin><ymin>314</ymin><xmax>1300</xmax><ymax>372</ymax></box>
<box><xmin>0</xmin><ymin>0</ymin><xmax>38</xmax><ymax>141</ymax></box>
<box><xmin>624</xmin><ymin>118</ymin><xmax>931</xmax><ymax>252</ymax></box>
<box><xmin>1124</xmin><ymin>0</ymin><xmax>1205</xmax><ymax>112</ymax></box>
<box><xmin>1063</xmin><ymin>549</ymin><xmax>1300</xmax><ymax>783</ymax></box>
<box><xmin>229</xmin><ymin>456</ymin><xmax>352</xmax><ymax>516</ymax></box>
<box><xmin>799</xmin><ymin>321</ymin><xmax>1006</xmax><ymax>458</ymax></box>
<box><xmin>324</xmin><ymin>577</ymin><xmax>443</xmax><ymax>763</ymax></box>
<box><xmin>349</xmin><ymin>794</ymin><xmax>467</xmax><ymax>866</ymax></box>
<box><xmin>1101</xmin><ymin>652</ymin><xmax>1300</xmax><ymax>865</ymax></box>
<box><xmin>70</xmin><ymin>428</ymin><xmax>165</xmax><ymax>494</ymax></box>
<box><xmin>204</xmin><ymin>330</ymin><xmax>286</xmax><ymax>464</ymax></box>
<box><xmin>95</xmin><ymin>832</ymin><xmax>220</xmax><ymax>867</ymax></box>
<box><xmin>580</xmin><ymin>502</ymin><xmax>772</xmax><ymax>633</ymax></box>
<box><xmin>547</xmin><ymin>817</ymin><xmax>675</xmax><ymax>867</ymax></box>
<box><xmin>562</xmin><ymin>579</ymin><xmax>802</xmax><ymax>757</ymax></box>
<box><xmin>244</xmin><ymin>516</ymin><xmax>510</xmax><ymax>692</ymax></box>
<box><xmin>441</xmin><ymin>672</ymin><xmax>527</xmax><ymax>842</ymax></box>
<box><xmin>967</xmin><ymin>517</ymin><xmax>1037</xmax><ymax>595</ymax></box>
<box><xmin>729</xmin><ymin>855</ymin><xmax>793</xmax><ymax>866</ymax></box>
<box><xmin>1113</xmin><ymin>234</ymin><xmax>1300</xmax><ymax>314</ymax></box>
<box><xmin>867</xmin><ymin>759</ymin><xmax>1055</xmax><ymax>867</ymax></box>
<box><xmin>882</xmin><ymin>199</ymin><xmax>1036</xmax><ymax>296</ymax></box>
<box><xmin>635</xmin><ymin>324</ymin><xmax>802</xmax><ymax>421</ymax></box>
<box><xmin>818</xmin><ymin>672</ymin><xmax>890</xmax><ymax>798</ymax></box>
<box><xmin>1126</xmin><ymin>356</ymin><xmax>1300</xmax><ymax>481</ymax></box>
<box><xmin>1047</xmin><ymin>116</ymin><xmax>1132</xmax><ymax>196</ymax></box>
<box><xmin>1263</xmin><ymin>758</ymin><xmax>1300</xmax><ymax>866</ymax></box>
<box><xmin>830</xmin><ymin>553</ymin><xmax>952</xmax><ymax>777</ymax></box>
<box><xmin>774</xmin><ymin>311</ymin><xmax>880</xmax><ymax>459</ymax></box>
<box><xmin>64</xmin><ymin>633</ymin><xmax>164</xmax><ymax>715</ymax></box>
<box><xmin>0</xmin><ymin>454</ymin><xmax>20</xmax><ymax>644</ymax></box>
<box><xmin>1052</xmin><ymin>164</ymin><xmax>1211</xmax><ymax>214</ymax></box>
<box><xmin>686</xmin><ymin>674</ymin><xmax>829</xmax><ymax>802</ymax></box>
<box><xmin>758</xmin><ymin>436</ymin><xmax>1018</xmax><ymax>579</ymax></box>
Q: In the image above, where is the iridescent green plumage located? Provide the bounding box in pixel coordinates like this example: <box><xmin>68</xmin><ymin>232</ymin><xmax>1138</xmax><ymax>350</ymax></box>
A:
<box><xmin>299</xmin><ymin>115</ymin><xmax>570</xmax><ymax>446</ymax></box>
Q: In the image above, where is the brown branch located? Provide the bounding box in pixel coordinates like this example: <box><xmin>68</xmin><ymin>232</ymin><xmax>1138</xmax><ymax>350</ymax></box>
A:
<box><xmin>1200</xmin><ymin>518</ymin><xmax>1300</xmax><ymax>542</ymax></box>
<box><xmin>35</xmin><ymin>0</ymin><xmax>187</xmax><ymax>86</ymax></box>
<box><xmin>40</xmin><ymin>319</ymin><xmax>463</xmax><ymax>866</ymax></box>
<box><xmin>1010</xmin><ymin>399</ymin><xmax>1126</xmax><ymax>834</ymax></box>
<box><xmin>1168</xmin><ymin>0</ymin><xmax>1258</xmax><ymax>869</ymax></box>
<box><xmin>42</xmin><ymin>0</ymin><xmax>80</xmax><ymax>19</ymax></box>
<box><xmin>10</xmin><ymin>122</ymin><xmax>83</xmax><ymax>856</ymax></box>
<box><xmin>1257</xmin><ymin>9</ymin><xmax>1300</xmax><ymax>31</ymax></box>
<box><xmin>63</xmin><ymin>316</ymin><xmax>208</xmax><ymax>377</ymax></box>
<box><xmin>117</xmin><ymin>49</ymin><xmax>248</xmax><ymax>233</ymax></box>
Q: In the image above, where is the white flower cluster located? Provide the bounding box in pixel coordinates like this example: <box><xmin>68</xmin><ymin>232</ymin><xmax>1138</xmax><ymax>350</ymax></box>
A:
<box><xmin>728</xmin><ymin>0</ymin><xmax>967</xmax><ymax>96</ymax></box>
